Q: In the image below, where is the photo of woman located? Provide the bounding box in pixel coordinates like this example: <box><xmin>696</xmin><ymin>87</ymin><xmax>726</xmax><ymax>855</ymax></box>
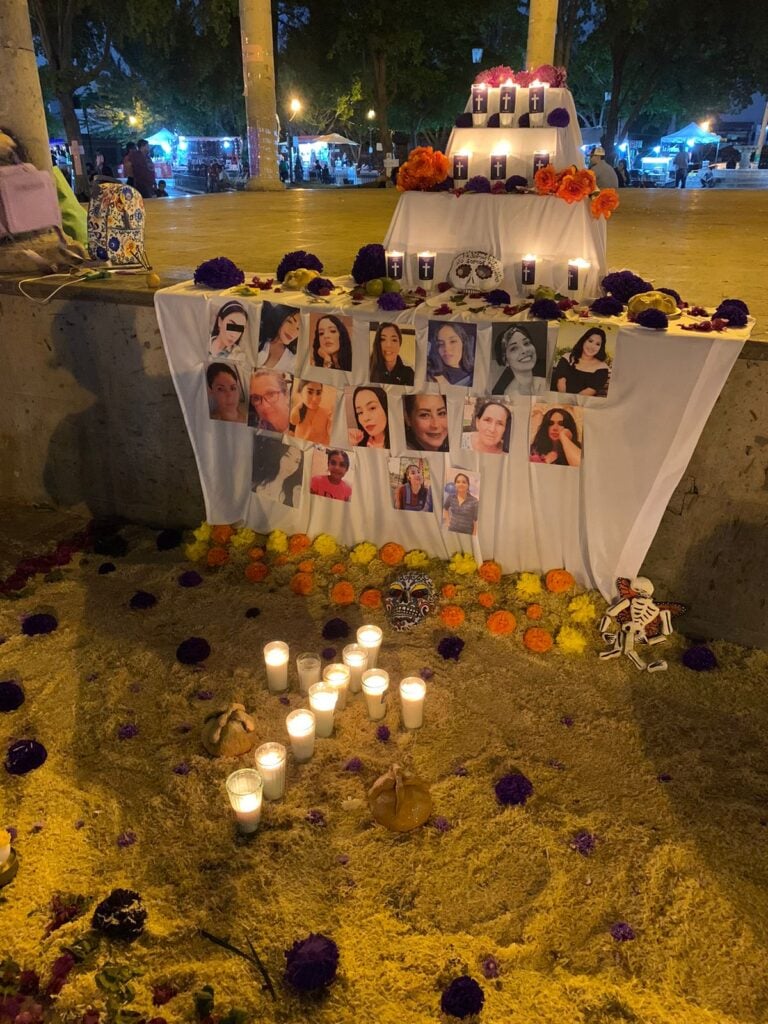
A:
<box><xmin>347</xmin><ymin>386</ymin><xmax>390</xmax><ymax>449</ymax></box>
<box><xmin>290</xmin><ymin>379</ymin><xmax>335</xmax><ymax>446</ymax></box>
<box><xmin>490</xmin><ymin>322</ymin><xmax>548</xmax><ymax>396</ymax></box>
<box><xmin>529</xmin><ymin>404</ymin><xmax>583</xmax><ymax>467</ymax></box>
<box><xmin>252</xmin><ymin>436</ymin><xmax>305</xmax><ymax>508</ymax></box>
<box><xmin>550</xmin><ymin>325</ymin><xmax>613</xmax><ymax>397</ymax></box>
<box><xmin>206</xmin><ymin>362</ymin><xmax>247</xmax><ymax>423</ymax></box>
<box><xmin>248</xmin><ymin>369</ymin><xmax>292</xmax><ymax>433</ymax></box>
<box><xmin>402</xmin><ymin>394</ymin><xmax>450</xmax><ymax>452</ymax></box>
<box><xmin>256</xmin><ymin>303</ymin><xmax>300</xmax><ymax>372</ymax></box>
<box><xmin>392</xmin><ymin>459</ymin><xmax>433</xmax><ymax>512</ymax></box>
<box><xmin>461</xmin><ymin>398</ymin><xmax>512</xmax><ymax>455</ymax></box>
<box><xmin>310</xmin><ymin>448</ymin><xmax>353</xmax><ymax>502</ymax></box>
<box><xmin>443</xmin><ymin>470</ymin><xmax>480</xmax><ymax>536</ymax></box>
<box><xmin>427</xmin><ymin>321</ymin><xmax>476</xmax><ymax>387</ymax></box>
<box><xmin>209</xmin><ymin>300</ymin><xmax>249</xmax><ymax>359</ymax></box>
<box><xmin>369</xmin><ymin>322</ymin><xmax>415</xmax><ymax>385</ymax></box>
<box><xmin>310</xmin><ymin>313</ymin><xmax>353</xmax><ymax>371</ymax></box>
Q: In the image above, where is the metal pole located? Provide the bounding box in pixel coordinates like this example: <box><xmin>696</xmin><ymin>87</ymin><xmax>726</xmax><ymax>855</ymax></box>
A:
<box><xmin>238</xmin><ymin>0</ymin><xmax>283</xmax><ymax>191</ymax></box>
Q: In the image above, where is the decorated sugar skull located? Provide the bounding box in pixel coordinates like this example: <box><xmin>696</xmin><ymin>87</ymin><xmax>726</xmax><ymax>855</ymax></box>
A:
<box><xmin>384</xmin><ymin>571</ymin><xmax>437</xmax><ymax>631</ymax></box>
<box><xmin>449</xmin><ymin>250</ymin><xmax>503</xmax><ymax>292</ymax></box>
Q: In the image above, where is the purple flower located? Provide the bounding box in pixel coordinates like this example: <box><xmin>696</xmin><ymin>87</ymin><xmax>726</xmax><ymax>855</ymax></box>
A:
<box><xmin>74</xmin><ymin>819</ymin><xmax>85</xmax><ymax>829</ymax></box>
<box><xmin>306</xmin><ymin>809</ymin><xmax>326</xmax><ymax>826</ymax></box>
<box><xmin>177</xmin><ymin>723</ymin><xmax>192</xmax><ymax>734</ymax></box>
<box><xmin>129</xmin><ymin>590</ymin><xmax>157</xmax><ymax>610</ymax></box>
<box><xmin>464</xmin><ymin>175</ymin><xmax>491</xmax><ymax>194</ymax></box>
<box><xmin>245</xmin><ymin>606</ymin><xmax>261</xmax><ymax>618</ymax></box>
<box><xmin>176</xmin><ymin>636</ymin><xmax>210</xmax><ymax>664</ymax></box>
<box><xmin>569</xmin><ymin>830</ymin><xmax>597</xmax><ymax>856</ymax></box>
<box><xmin>5</xmin><ymin>739</ymin><xmax>47</xmax><ymax>775</ymax></box>
<box><xmin>610</xmin><ymin>921</ymin><xmax>636</xmax><ymax>942</ymax></box>
<box><xmin>454</xmin><ymin>113</ymin><xmax>473</xmax><ymax>128</ymax></box>
<box><xmin>713</xmin><ymin>301</ymin><xmax>748</xmax><ymax>326</ymax></box>
<box><xmin>530</xmin><ymin>298</ymin><xmax>564</xmax><ymax>321</ymax></box>
<box><xmin>682</xmin><ymin>645</ymin><xmax>717</xmax><ymax>671</ymax></box>
<box><xmin>92</xmin><ymin>888</ymin><xmax>147</xmax><ymax>941</ymax></box>
<box><xmin>377</xmin><ymin>292</ymin><xmax>407</xmax><ymax>312</ymax></box>
<box><xmin>197</xmin><ymin>690</ymin><xmax>214</xmax><ymax>701</ymax></box>
<box><xmin>118</xmin><ymin>723</ymin><xmax>138</xmax><ymax>740</ymax></box>
<box><xmin>279</xmin><ymin>695</ymin><xmax>290</xmax><ymax>706</ymax></box>
<box><xmin>505</xmin><ymin>175</ymin><xmax>529</xmax><ymax>192</ymax></box>
<box><xmin>22</xmin><ymin>613</ymin><xmax>58</xmax><ymax>637</ymax></box>
<box><xmin>518</xmin><ymin>113</ymin><xmax>531</xmax><ymax>127</ymax></box>
<box><xmin>560</xmin><ymin>715</ymin><xmax>574</xmax><ymax>727</ymax></box>
<box><xmin>601</xmin><ymin>270</ymin><xmax>653</xmax><ymax>304</ymax></box>
<box><xmin>494</xmin><ymin>771</ymin><xmax>534</xmax><ymax>806</ymax></box>
<box><xmin>589</xmin><ymin>296</ymin><xmax>624</xmax><ymax>317</ymax></box>
<box><xmin>0</xmin><ymin>680</ymin><xmax>25</xmax><ymax>712</ymax></box>
<box><xmin>437</xmin><ymin>635</ymin><xmax>465</xmax><ymax>661</ymax></box>
<box><xmin>173</xmin><ymin>762</ymin><xmax>191</xmax><ymax>776</ymax></box>
<box><xmin>420</xmin><ymin>666</ymin><xmax>434</xmax><ymax>681</ymax></box>
<box><xmin>432</xmin><ymin>815</ymin><xmax>451</xmax><ymax>833</ymax></box>
<box><xmin>178</xmin><ymin>571</ymin><xmax>203</xmax><ymax>588</ymax></box>
<box><xmin>351</xmin><ymin>243</ymin><xmax>386</xmax><ymax>284</ymax></box>
<box><xmin>453</xmin><ymin>764</ymin><xmax>469</xmax><ymax>777</ymax></box>
<box><xmin>430</xmin><ymin>176</ymin><xmax>454</xmax><ymax>192</ymax></box>
<box><xmin>481</xmin><ymin>955</ymin><xmax>500</xmax><ymax>979</ymax></box>
<box><xmin>657</xmin><ymin>286</ymin><xmax>682</xmax><ymax>306</ymax></box>
<box><xmin>344</xmin><ymin>757</ymin><xmax>363</xmax><ymax>773</ymax></box>
<box><xmin>31</xmin><ymin>820</ymin><xmax>44</xmax><ymax>833</ymax></box>
<box><xmin>657</xmin><ymin>772</ymin><xmax>672</xmax><ymax>783</ymax></box>
<box><xmin>717</xmin><ymin>297</ymin><xmax>749</xmax><ymax>314</ymax></box>
<box><xmin>486</xmin><ymin>113</ymin><xmax>500</xmax><ymax>128</ymax></box>
<box><xmin>117</xmin><ymin>830</ymin><xmax>137</xmax><ymax>848</ymax></box>
<box><xmin>336</xmin><ymin>854</ymin><xmax>349</xmax><ymax>865</ymax></box>
<box><xmin>441</xmin><ymin>976</ymin><xmax>485</xmax><ymax>1019</ymax></box>
<box><xmin>323</xmin><ymin>617</ymin><xmax>350</xmax><ymax>640</ymax></box>
<box><xmin>276</xmin><ymin>250</ymin><xmax>323</xmax><ymax>283</ymax></box>
<box><xmin>487</xmin><ymin>288</ymin><xmax>511</xmax><ymax>306</ymax></box>
<box><xmin>284</xmin><ymin>933</ymin><xmax>339</xmax><ymax>992</ymax></box>
<box><xmin>635</xmin><ymin>308</ymin><xmax>668</xmax><ymax>329</ymax></box>
<box><xmin>306</xmin><ymin>276</ymin><xmax>334</xmax><ymax>296</ymax></box>
<box><xmin>193</xmin><ymin>257</ymin><xmax>245</xmax><ymax>289</ymax></box>
<box><xmin>98</xmin><ymin>562</ymin><xmax>116</xmax><ymax>574</ymax></box>
<box><xmin>322</xmin><ymin>646</ymin><xmax>336</xmax><ymax>660</ymax></box>
<box><xmin>376</xmin><ymin>725</ymin><xmax>390</xmax><ymax>743</ymax></box>
<box><xmin>547</xmin><ymin>107</ymin><xmax>571</xmax><ymax>128</ymax></box>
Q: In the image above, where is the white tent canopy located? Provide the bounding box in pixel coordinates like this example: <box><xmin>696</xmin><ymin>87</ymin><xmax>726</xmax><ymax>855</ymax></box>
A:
<box><xmin>296</xmin><ymin>133</ymin><xmax>360</xmax><ymax>148</ymax></box>
<box><xmin>660</xmin><ymin>122</ymin><xmax>722</xmax><ymax>145</ymax></box>
<box><xmin>146</xmin><ymin>128</ymin><xmax>176</xmax><ymax>148</ymax></box>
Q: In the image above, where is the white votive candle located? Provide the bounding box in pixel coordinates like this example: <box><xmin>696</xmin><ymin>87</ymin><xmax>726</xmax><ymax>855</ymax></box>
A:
<box><xmin>296</xmin><ymin>652</ymin><xmax>321</xmax><ymax>695</ymax></box>
<box><xmin>308</xmin><ymin>682</ymin><xmax>338</xmax><ymax>738</ymax></box>
<box><xmin>362</xmin><ymin>668</ymin><xmax>389</xmax><ymax>721</ymax></box>
<box><xmin>226</xmin><ymin>768</ymin><xmax>263</xmax><ymax>833</ymax></box>
<box><xmin>286</xmin><ymin>709</ymin><xmax>316</xmax><ymax>763</ymax></box>
<box><xmin>264</xmin><ymin>640</ymin><xmax>289</xmax><ymax>693</ymax></box>
<box><xmin>323</xmin><ymin>662</ymin><xmax>351</xmax><ymax>710</ymax></box>
<box><xmin>342</xmin><ymin>644</ymin><xmax>368</xmax><ymax>694</ymax></box>
<box><xmin>356</xmin><ymin>624</ymin><xmax>383</xmax><ymax>668</ymax></box>
<box><xmin>255</xmin><ymin>742</ymin><xmax>287</xmax><ymax>800</ymax></box>
<box><xmin>0</xmin><ymin>841</ymin><xmax>10</xmax><ymax>868</ymax></box>
<box><xmin>399</xmin><ymin>676</ymin><xmax>426</xmax><ymax>729</ymax></box>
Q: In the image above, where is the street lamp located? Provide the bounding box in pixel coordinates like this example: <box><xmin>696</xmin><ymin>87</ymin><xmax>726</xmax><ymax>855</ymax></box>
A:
<box><xmin>472</xmin><ymin>47</ymin><xmax>483</xmax><ymax>64</ymax></box>
<box><xmin>287</xmin><ymin>98</ymin><xmax>302</xmax><ymax>184</ymax></box>
<box><xmin>128</xmin><ymin>114</ymin><xmax>138</xmax><ymax>127</ymax></box>
<box><xmin>366</xmin><ymin>108</ymin><xmax>376</xmax><ymax>158</ymax></box>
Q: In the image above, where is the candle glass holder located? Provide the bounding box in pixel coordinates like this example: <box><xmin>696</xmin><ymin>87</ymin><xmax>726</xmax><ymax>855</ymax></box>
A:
<box><xmin>399</xmin><ymin>676</ymin><xmax>426</xmax><ymax>730</ymax></box>
<box><xmin>323</xmin><ymin>662</ymin><xmax>351</xmax><ymax>710</ymax></box>
<box><xmin>296</xmin><ymin>652</ymin><xmax>321</xmax><ymax>695</ymax></box>
<box><xmin>226</xmin><ymin>768</ymin><xmax>264</xmax><ymax>833</ymax></box>
<box><xmin>308</xmin><ymin>682</ymin><xmax>338</xmax><ymax>738</ymax></box>
<box><xmin>286</xmin><ymin>709</ymin><xmax>316</xmax><ymax>763</ymax></box>
<box><xmin>342</xmin><ymin>643</ymin><xmax>368</xmax><ymax>694</ymax></box>
<box><xmin>255</xmin><ymin>742</ymin><xmax>287</xmax><ymax>801</ymax></box>
<box><xmin>361</xmin><ymin>669</ymin><xmax>389</xmax><ymax>721</ymax></box>
<box><xmin>264</xmin><ymin>641</ymin><xmax>289</xmax><ymax>693</ymax></box>
<box><xmin>356</xmin><ymin>624</ymin><xmax>383</xmax><ymax>668</ymax></box>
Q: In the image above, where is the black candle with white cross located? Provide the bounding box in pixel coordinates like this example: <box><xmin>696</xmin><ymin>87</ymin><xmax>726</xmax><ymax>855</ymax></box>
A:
<box><xmin>385</xmin><ymin>250</ymin><xmax>404</xmax><ymax>281</ymax></box>
<box><xmin>532</xmin><ymin>151</ymin><xmax>550</xmax><ymax>178</ymax></box>
<box><xmin>490</xmin><ymin>153</ymin><xmax>508</xmax><ymax>181</ymax></box>
<box><xmin>417</xmin><ymin>251</ymin><xmax>436</xmax><ymax>285</ymax></box>
<box><xmin>452</xmin><ymin>153</ymin><xmax>469</xmax><ymax>181</ymax></box>
<box><xmin>528</xmin><ymin>85</ymin><xmax>545</xmax><ymax>114</ymax></box>
<box><xmin>471</xmin><ymin>84</ymin><xmax>488</xmax><ymax>126</ymax></box>
<box><xmin>567</xmin><ymin>261</ymin><xmax>579</xmax><ymax>291</ymax></box>
<box><xmin>521</xmin><ymin>254</ymin><xmax>537</xmax><ymax>287</ymax></box>
<box><xmin>499</xmin><ymin>84</ymin><xmax>517</xmax><ymax>127</ymax></box>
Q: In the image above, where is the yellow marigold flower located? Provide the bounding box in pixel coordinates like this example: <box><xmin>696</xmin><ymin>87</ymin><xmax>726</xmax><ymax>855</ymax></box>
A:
<box><xmin>515</xmin><ymin>572</ymin><xmax>542</xmax><ymax>601</ymax></box>
<box><xmin>266</xmin><ymin>529</ymin><xmax>288</xmax><ymax>554</ymax></box>
<box><xmin>0</xmin><ymin>828</ymin><xmax>10</xmax><ymax>846</ymax></box>
<box><xmin>230</xmin><ymin>527</ymin><xmax>257</xmax><ymax>551</ymax></box>
<box><xmin>184</xmin><ymin>541</ymin><xmax>209</xmax><ymax>562</ymax></box>
<box><xmin>404</xmin><ymin>549</ymin><xmax>429</xmax><ymax>568</ymax></box>
<box><xmin>350</xmin><ymin>542</ymin><xmax>378</xmax><ymax>566</ymax></box>
<box><xmin>556</xmin><ymin>624</ymin><xmax>588</xmax><ymax>654</ymax></box>
<box><xmin>449</xmin><ymin>552</ymin><xmax>477</xmax><ymax>576</ymax></box>
<box><xmin>192</xmin><ymin>522</ymin><xmax>212</xmax><ymax>542</ymax></box>
<box><xmin>568</xmin><ymin>594</ymin><xmax>598</xmax><ymax>624</ymax></box>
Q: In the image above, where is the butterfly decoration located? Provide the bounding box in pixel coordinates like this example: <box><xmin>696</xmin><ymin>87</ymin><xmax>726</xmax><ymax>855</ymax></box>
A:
<box><xmin>613</xmin><ymin>577</ymin><xmax>686</xmax><ymax>638</ymax></box>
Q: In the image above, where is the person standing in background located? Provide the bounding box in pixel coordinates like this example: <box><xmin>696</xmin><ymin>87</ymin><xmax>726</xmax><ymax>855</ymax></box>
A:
<box><xmin>589</xmin><ymin>147</ymin><xmax>619</xmax><ymax>189</ymax></box>
<box><xmin>673</xmin><ymin>149</ymin><xmax>689</xmax><ymax>188</ymax></box>
<box><xmin>131</xmin><ymin>140</ymin><xmax>156</xmax><ymax>199</ymax></box>
<box><xmin>122</xmin><ymin>142</ymin><xmax>137</xmax><ymax>186</ymax></box>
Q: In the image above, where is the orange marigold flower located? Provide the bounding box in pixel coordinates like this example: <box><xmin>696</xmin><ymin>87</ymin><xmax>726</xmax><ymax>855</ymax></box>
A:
<box><xmin>478</xmin><ymin>592</ymin><xmax>496</xmax><ymax>608</ymax></box>
<box><xmin>555</xmin><ymin>164</ymin><xmax>578</xmax><ymax>183</ymax></box>
<box><xmin>298</xmin><ymin>559</ymin><xmax>315</xmax><ymax>574</ymax></box>
<box><xmin>330</xmin><ymin>581</ymin><xmax>356</xmax><ymax>605</ymax></box>
<box><xmin>440</xmin><ymin>604</ymin><xmax>465</xmax><ymax>628</ymax></box>
<box><xmin>397</xmin><ymin>146</ymin><xmax>450</xmax><ymax>192</ymax></box>
<box><xmin>290</xmin><ymin>572</ymin><xmax>314</xmax><ymax>596</ymax></box>
<box><xmin>274</xmin><ymin>554</ymin><xmax>290</xmax><ymax>566</ymax></box>
<box><xmin>360</xmin><ymin>588</ymin><xmax>382</xmax><ymax>609</ymax></box>
<box><xmin>478</xmin><ymin>560</ymin><xmax>502</xmax><ymax>583</ymax></box>
<box><xmin>591</xmin><ymin>189</ymin><xmax>619</xmax><ymax>219</ymax></box>
<box><xmin>441</xmin><ymin>583</ymin><xmax>458</xmax><ymax>599</ymax></box>
<box><xmin>206</xmin><ymin>546</ymin><xmax>229</xmax><ymax>567</ymax></box>
<box><xmin>534</xmin><ymin>164</ymin><xmax>558</xmax><ymax>194</ymax></box>
<box><xmin>524</xmin><ymin>626</ymin><xmax>553</xmax><ymax>653</ymax></box>
<box><xmin>245</xmin><ymin>561</ymin><xmax>269</xmax><ymax>582</ymax></box>
<box><xmin>556</xmin><ymin>174</ymin><xmax>587</xmax><ymax>204</ymax></box>
<box><xmin>288</xmin><ymin>533</ymin><xmax>311</xmax><ymax>554</ymax></box>
<box><xmin>545</xmin><ymin>569</ymin><xmax>575</xmax><ymax>594</ymax></box>
<box><xmin>248</xmin><ymin>546</ymin><xmax>266</xmax><ymax>561</ymax></box>
<box><xmin>211</xmin><ymin>524</ymin><xmax>234</xmax><ymax>545</ymax></box>
<box><xmin>331</xmin><ymin>562</ymin><xmax>346</xmax><ymax>575</ymax></box>
<box><xmin>487</xmin><ymin>610</ymin><xmax>516</xmax><ymax>636</ymax></box>
<box><xmin>379</xmin><ymin>542</ymin><xmax>406</xmax><ymax>566</ymax></box>
<box><xmin>573</xmin><ymin>168</ymin><xmax>596</xmax><ymax>195</ymax></box>
<box><xmin>526</xmin><ymin>603</ymin><xmax>543</xmax><ymax>620</ymax></box>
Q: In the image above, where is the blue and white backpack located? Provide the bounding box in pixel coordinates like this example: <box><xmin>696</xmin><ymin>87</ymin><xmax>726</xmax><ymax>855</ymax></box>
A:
<box><xmin>87</xmin><ymin>182</ymin><xmax>149</xmax><ymax>268</ymax></box>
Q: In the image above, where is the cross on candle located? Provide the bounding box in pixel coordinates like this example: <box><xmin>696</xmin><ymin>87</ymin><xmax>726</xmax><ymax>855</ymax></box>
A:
<box><xmin>490</xmin><ymin>154</ymin><xmax>507</xmax><ymax>180</ymax></box>
<box><xmin>521</xmin><ymin>255</ymin><xmax>537</xmax><ymax>286</ymax></box>
<box><xmin>385</xmin><ymin>250</ymin><xmax>404</xmax><ymax>280</ymax></box>
<box><xmin>417</xmin><ymin>252</ymin><xmax>436</xmax><ymax>282</ymax></box>
<box><xmin>528</xmin><ymin>85</ymin><xmax>545</xmax><ymax>112</ymax></box>
<box><xmin>533</xmin><ymin>151</ymin><xmax>550</xmax><ymax>177</ymax></box>
<box><xmin>471</xmin><ymin>84</ymin><xmax>488</xmax><ymax>114</ymax></box>
<box><xmin>499</xmin><ymin>85</ymin><xmax>516</xmax><ymax>112</ymax></box>
<box><xmin>453</xmin><ymin>154</ymin><xmax>468</xmax><ymax>180</ymax></box>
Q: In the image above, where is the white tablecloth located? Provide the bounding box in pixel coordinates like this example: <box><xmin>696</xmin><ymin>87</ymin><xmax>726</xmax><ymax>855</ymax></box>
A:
<box><xmin>155</xmin><ymin>280</ymin><xmax>748</xmax><ymax>598</ymax></box>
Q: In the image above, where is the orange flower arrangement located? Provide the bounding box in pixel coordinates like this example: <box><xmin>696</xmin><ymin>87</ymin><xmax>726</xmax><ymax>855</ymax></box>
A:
<box><xmin>245</xmin><ymin>562</ymin><xmax>269</xmax><ymax>583</ymax></box>
<box><xmin>206</xmin><ymin>546</ymin><xmax>229</xmax><ymax>567</ymax></box>
<box><xmin>290</xmin><ymin>572</ymin><xmax>314</xmax><ymax>596</ymax></box>
<box><xmin>573</xmin><ymin>168</ymin><xmax>596</xmax><ymax>194</ymax></box>
<box><xmin>274</xmin><ymin>554</ymin><xmax>290</xmax><ymax>566</ymax></box>
<box><xmin>379</xmin><ymin>542</ymin><xmax>406</xmax><ymax>566</ymax></box>
<box><xmin>591</xmin><ymin>189</ymin><xmax>619</xmax><ymax>219</ymax></box>
<box><xmin>441</xmin><ymin>583</ymin><xmax>458</xmax><ymax>599</ymax></box>
<box><xmin>330</xmin><ymin>581</ymin><xmax>356</xmax><ymax>605</ymax></box>
<box><xmin>526</xmin><ymin>603</ymin><xmax>543</xmax><ymax>620</ymax></box>
<box><xmin>478</xmin><ymin>592</ymin><xmax>496</xmax><ymax>608</ymax></box>
<box><xmin>534</xmin><ymin>164</ymin><xmax>558</xmax><ymax>195</ymax></box>
<box><xmin>248</xmin><ymin>546</ymin><xmax>265</xmax><ymax>561</ymax></box>
<box><xmin>440</xmin><ymin>604</ymin><xmax>465</xmax><ymax>628</ymax></box>
<box><xmin>487</xmin><ymin>610</ymin><xmax>516</xmax><ymax>636</ymax></box>
<box><xmin>524</xmin><ymin>626</ymin><xmax>553</xmax><ymax>653</ymax></box>
<box><xmin>298</xmin><ymin>559</ymin><xmax>315</xmax><ymax>574</ymax></box>
<box><xmin>288</xmin><ymin>533</ymin><xmax>311</xmax><ymax>555</ymax></box>
<box><xmin>360</xmin><ymin>588</ymin><xmax>382</xmax><ymax>609</ymax></box>
<box><xmin>556</xmin><ymin>174</ymin><xmax>588</xmax><ymax>204</ymax></box>
<box><xmin>545</xmin><ymin>569</ymin><xmax>575</xmax><ymax>594</ymax></box>
<box><xmin>396</xmin><ymin>146</ymin><xmax>450</xmax><ymax>192</ymax></box>
<box><xmin>331</xmin><ymin>562</ymin><xmax>347</xmax><ymax>575</ymax></box>
<box><xmin>478</xmin><ymin>560</ymin><xmax>502</xmax><ymax>584</ymax></box>
<box><xmin>211</xmin><ymin>525</ymin><xmax>234</xmax><ymax>545</ymax></box>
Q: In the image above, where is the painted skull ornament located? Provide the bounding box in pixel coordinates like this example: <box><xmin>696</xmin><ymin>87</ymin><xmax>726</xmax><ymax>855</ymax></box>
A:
<box><xmin>448</xmin><ymin>250</ymin><xmax>503</xmax><ymax>292</ymax></box>
<box><xmin>384</xmin><ymin>571</ymin><xmax>437</xmax><ymax>630</ymax></box>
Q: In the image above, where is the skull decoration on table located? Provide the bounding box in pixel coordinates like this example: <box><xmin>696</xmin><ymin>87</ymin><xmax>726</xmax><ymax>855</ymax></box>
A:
<box><xmin>448</xmin><ymin>250</ymin><xmax>504</xmax><ymax>292</ymax></box>
<box><xmin>384</xmin><ymin>571</ymin><xmax>437</xmax><ymax>631</ymax></box>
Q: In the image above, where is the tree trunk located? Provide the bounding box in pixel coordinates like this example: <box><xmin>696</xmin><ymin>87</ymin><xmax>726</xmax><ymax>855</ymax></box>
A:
<box><xmin>526</xmin><ymin>0</ymin><xmax>559</xmax><ymax>68</ymax></box>
<box><xmin>238</xmin><ymin>0</ymin><xmax>283</xmax><ymax>190</ymax></box>
<box><xmin>371</xmin><ymin>50</ymin><xmax>392</xmax><ymax>165</ymax></box>
<box><xmin>58</xmin><ymin>91</ymin><xmax>90</xmax><ymax>196</ymax></box>
<box><xmin>0</xmin><ymin>0</ymin><xmax>52</xmax><ymax>172</ymax></box>
<box><xmin>554</xmin><ymin>0</ymin><xmax>581</xmax><ymax>68</ymax></box>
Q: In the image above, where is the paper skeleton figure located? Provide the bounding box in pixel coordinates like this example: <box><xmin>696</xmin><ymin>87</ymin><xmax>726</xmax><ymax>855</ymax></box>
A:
<box><xmin>598</xmin><ymin>576</ymin><xmax>686</xmax><ymax>672</ymax></box>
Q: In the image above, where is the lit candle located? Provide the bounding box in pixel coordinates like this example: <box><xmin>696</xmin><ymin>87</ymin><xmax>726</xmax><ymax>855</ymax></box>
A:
<box><xmin>308</xmin><ymin>682</ymin><xmax>338</xmax><ymax>738</ymax></box>
<box><xmin>226</xmin><ymin>768</ymin><xmax>263</xmax><ymax>833</ymax></box>
<box><xmin>521</xmin><ymin>253</ymin><xmax>537</xmax><ymax>287</ymax></box>
<box><xmin>296</xmin><ymin>652</ymin><xmax>321</xmax><ymax>695</ymax></box>
<box><xmin>286</xmin><ymin>708</ymin><xmax>316</xmax><ymax>763</ymax></box>
<box><xmin>255</xmin><ymin>742</ymin><xmax>287</xmax><ymax>800</ymax></box>
<box><xmin>528</xmin><ymin>81</ymin><xmax>547</xmax><ymax>114</ymax></box>
<box><xmin>323</xmin><ymin>662</ymin><xmax>351</xmax><ymax>710</ymax></box>
<box><xmin>471</xmin><ymin>83</ymin><xmax>488</xmax><ymax>125</ymax></box>
<box><xmin>361</xmin><ymin>669</ymin><xmax>389</xmax><ymax>721</ymax></box>
<box><xmin>416</xmin><ymin>251</ymin><xmax>436</xmax><ymax>286</ymax></box>
<box><xmin>356</xmin><ymin>624</ymin><xmax>383</xmax><ymax>668</ymax></box>
<box><xmin>0</xmin><ymin>831</ymin><xmax>10</xmax><ymax>868</ymax></box>
<box><xmin>264</xmin><ymin>641</ymin><xmax>289</xmax><ymax>693</ymax></box>
<box><xmin>385</xmin><ymin>249</ymin><xmax>404</xmax><ymax>281</ymax></box>
<box><xmin>532</xmin><ymin>151</ymin><xmax>550</xmax><ymax>178</ymax></box>
<box><xmin>342</xmin><ymin>644</ymin><xmax>368</xmax><ymax>693</ymax></box>
<box><xmin>399</xmin><ymin>676</ymin><xmax>426</xmax><ymax>729</ymax></box>
<box><xmin>499</xmin><ymin>81</ymin><xmax>517</xmax><ymax>126</ymax></box>
<box><xmin>452</xmin><ymin>152</ymin><xmax>469</xmax><ymax>181</ymax></box>
<box><xmin>490</xmin><ymin>152</ymin><xmax>508</xmax><ymax>181</ymax></box>
<box><xmin>567</xmin><ymin>258</ymin><xmax>591</xmax><ymax>295</ymax></box>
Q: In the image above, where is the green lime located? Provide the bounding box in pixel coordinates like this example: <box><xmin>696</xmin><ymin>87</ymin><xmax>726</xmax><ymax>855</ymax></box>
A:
<box><xmin>365</xmin><ymin>278</ymin><xmax>385</xmax><ymax>297</ymax></box>
<box><xmin>382</xmin><ymin>277</ymin><xmax>402</xmax><ymax>293</ymax></box>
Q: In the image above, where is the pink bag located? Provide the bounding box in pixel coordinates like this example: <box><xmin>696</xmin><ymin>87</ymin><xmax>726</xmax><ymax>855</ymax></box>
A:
<box><xmin>0</xmin><ymin>163</ymin><xmax>61</xmax><ymax>237</ymax></box>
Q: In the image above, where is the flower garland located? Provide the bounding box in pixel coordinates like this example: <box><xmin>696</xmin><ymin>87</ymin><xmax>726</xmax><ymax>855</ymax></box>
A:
<box><xmin>534</xmin><ymin>164</ymin><xmax>619</xmax><ymax>219</ymax></box>
<box><xmin>473</xmin><ymin>64</ymin><xmax>567</xmax><ymax>88</ymax></box>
